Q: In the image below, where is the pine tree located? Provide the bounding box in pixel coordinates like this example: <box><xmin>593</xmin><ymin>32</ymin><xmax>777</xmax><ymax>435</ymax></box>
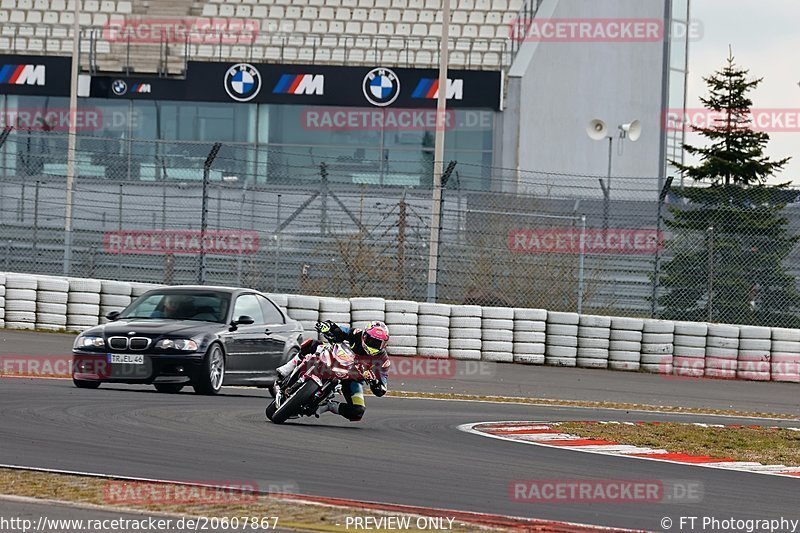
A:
<box><xmin>659</xmin><ymin>52</ymin><xmax>798</xmax><ymax>326</ymax></box>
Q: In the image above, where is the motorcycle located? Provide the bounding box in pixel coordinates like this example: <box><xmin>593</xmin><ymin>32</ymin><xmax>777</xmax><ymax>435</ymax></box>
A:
<box><xmin>265</xmin><ymin>325</ymin><xmax>373</xmax><ymax>424</ymax></box>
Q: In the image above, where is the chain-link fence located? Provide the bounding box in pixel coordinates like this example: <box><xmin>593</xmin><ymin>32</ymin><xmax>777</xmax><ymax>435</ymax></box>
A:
<box><xmin>2</xmin><ymin>131</ymin><xmax>800</xmax><ymax>327</ymax></box>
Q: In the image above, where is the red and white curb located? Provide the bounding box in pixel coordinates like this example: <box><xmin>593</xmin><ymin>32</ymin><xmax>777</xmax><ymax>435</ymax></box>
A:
<box><xmin>459</xmin><ymin>421</ymin><xmax>800</xmax><ymax>479</ymax></box>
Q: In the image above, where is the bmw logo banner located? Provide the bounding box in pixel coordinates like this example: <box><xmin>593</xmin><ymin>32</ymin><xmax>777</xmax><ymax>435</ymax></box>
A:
<box><xmin>77</xmin><ymin>61</ymin><xmax>503</xmax><ymax>110</ymax></box>
<box><xmin>224</xmin><ymin>63</ymin><xmax>262</xmax><ymax>102</ymax></box>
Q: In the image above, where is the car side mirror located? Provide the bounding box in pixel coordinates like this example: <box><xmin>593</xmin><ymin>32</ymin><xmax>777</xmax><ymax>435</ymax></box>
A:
<box><xmin>232</xmin><ymin>315</ymin><xmax>255</xmax><ymax>327</ymax></box>
<box><xmin>106</xmin><ymin>310</ymin><xmax>121</xmax><ymax>321</ymax></box>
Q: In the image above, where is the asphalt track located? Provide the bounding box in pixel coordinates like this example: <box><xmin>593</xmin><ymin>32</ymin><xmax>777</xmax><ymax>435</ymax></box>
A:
<box><xmin>2</xmin><ymin>329</ymin><xmax>799</xmax><ymax>415</ymax></box>
<box><xmin>1</xmin><ymin>377</ymin><xmax>799</xmax><ymax>532</ymax></box>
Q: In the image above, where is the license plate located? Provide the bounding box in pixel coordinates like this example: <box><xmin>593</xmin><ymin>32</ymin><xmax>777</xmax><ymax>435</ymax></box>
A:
<box><xmin>110</xmin><ymin>353</ymin><xmax>144</xmax><ymax>365</ymax></box>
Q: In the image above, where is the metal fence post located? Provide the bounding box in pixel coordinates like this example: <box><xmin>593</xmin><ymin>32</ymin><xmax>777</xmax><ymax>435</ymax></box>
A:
<box><xmin>706</xmin><ymin>225</ymin><xmax>715</xmax><ymax>322</ymax></box>
<box><xmin>118</xmin><ymin>183</ymin><xmax>123</xmax><ymax>279</ymax></box>
<box><xmin>33</xmin><ymin>180</ymin><xmax>40</xmax><ymax>269</ymax></box>
<box><xmin>198</xmin><ymin>142</ymin><xmax>222</xmax><ymax>285</ymax></box>
<box><xmin>577</xmin><ymin>214</ymin><xmax>586</xmax><ymax>314</ymax></box>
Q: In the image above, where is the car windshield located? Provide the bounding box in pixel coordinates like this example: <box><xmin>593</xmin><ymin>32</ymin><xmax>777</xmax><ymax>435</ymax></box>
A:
<box><xmin>120</xmin><ymin>291</ymin><xmax>231</xmax><ymax>323</ymax></box>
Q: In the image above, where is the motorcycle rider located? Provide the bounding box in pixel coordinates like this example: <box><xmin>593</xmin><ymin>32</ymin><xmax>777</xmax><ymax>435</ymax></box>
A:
<box><xmin>276</xmin><ymin>320</ymin><xmax>390</xmax><ymax>422</ymax></box>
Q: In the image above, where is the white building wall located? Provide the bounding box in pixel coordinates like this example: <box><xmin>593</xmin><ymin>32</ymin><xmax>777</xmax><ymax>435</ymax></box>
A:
<box><xmin>501</xmin><ymin>0</ymin><xmax>669</xmax><ymax>199</ymax></box>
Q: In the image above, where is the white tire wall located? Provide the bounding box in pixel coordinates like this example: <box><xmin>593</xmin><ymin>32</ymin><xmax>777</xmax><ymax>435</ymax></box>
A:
<box><xmin>608</xmin><ymin>317</ymin><xmax>643</xmax><ymax>371</ymax></box>
<box><xmin>771</xmin><ymin>328</ymin><xmax>800</xmax><ymax>383</ymax></box>
<box><xmin>735</xmin><ymin>325</ymin><xmax>770</xmax><ymax>381</ymax></box>
<box><xmin>417</xmin><ymin>303</ymin><xmax>449</xmax><ymax>358</ymax></box>
<box><xmin>544</xmin><ymin>312</ymin><xmax>578</xmax><ymax>366</ymax></box>
<box><xmin>35</xmin><ymin>276</ymin><xmax>69</xmax><ymax>330</ymax></box>
<box><xmin>672</xmin><ymin>321</ymin><xmax>708</xmax><ymax>376</ymax></box>
<box><xmin>349</xmin><ymin>297</ymin><xmax>385</xmax><ymax>330</ymax></box>
<box><xmin>4</xmin><ymin>275</ymin><xmax>36</xmax><ymax>329</ymax></box>
<box><xmin>482</xmin><ymin>307</ymin><xmax>513</xmax><ymax>363</ymax></box>
<box><xmin>640</xmin><ymin>320</ymin><xmax>674</xmax><ymax>373</ymax></box>
<box><xmin>577</xmin><ymin>314</ymin><xmax>611</xmax><ymax>369</ymax></box>
<box><xmin>512</xmin><ymin>308</ymin><xmax>546</xmax><ymax>365</ymax></box>
<box><xmin>383</xmin><ymin>299</ymin><xmax>417</xmax><ymax>355</ymax></box>
<box><xmin>450</xmin><ymin>305</ymin><xmax>481</xmax><ymax>361</ymax></box>
<box><xmin>704</xmin><ymin>323</ymin><xmax>739</xmax><ymax>379</ymax></box>
<box><xmin>287</xmin><ymin>294</ymin><xmax>320</xmax><ymax>341</ymax></box>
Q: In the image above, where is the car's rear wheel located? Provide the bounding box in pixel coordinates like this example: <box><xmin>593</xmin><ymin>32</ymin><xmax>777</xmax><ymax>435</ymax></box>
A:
<box><xmin>192</xmin><ymin>343</ymin><xmax>225</xmax><ymax>395</ymax></box>
<box><xmin>154</xmin><ymin>383</ymin><xmax>184</xmax><ymax>394</ymax></box>
<box><xmin>73</xmin><ymin>378</ymin><xmax>101</xmax><ymax>389</ymax></box>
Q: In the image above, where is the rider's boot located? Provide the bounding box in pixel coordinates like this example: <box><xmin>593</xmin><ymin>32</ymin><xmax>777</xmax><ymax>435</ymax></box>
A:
<box><xmin>276</xmin><ymin>354</ymin><xmax>301</xmax><ymax>381</ymax></box>
<box><xmin>316</xmin><ymin>401</ymin><xmax>340</xmax><ymax>417</ymax></box>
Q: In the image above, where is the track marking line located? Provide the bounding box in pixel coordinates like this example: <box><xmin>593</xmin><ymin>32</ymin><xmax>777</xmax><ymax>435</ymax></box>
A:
<box><xmin>459</xmin><ymin>421</ymin><xmax>800</xmax><ymax>479</ymax></box>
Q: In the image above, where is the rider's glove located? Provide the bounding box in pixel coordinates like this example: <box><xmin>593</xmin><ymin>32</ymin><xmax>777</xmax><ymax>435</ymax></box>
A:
<box><xmin>361</xmin><ymin>369</ymin><xmax>376</xmax><ymax>381</ymax></box>
<box><xmin>315</xmin><ymin>320</ymin><xmax>341</xmax><ymax>337</ymax></box>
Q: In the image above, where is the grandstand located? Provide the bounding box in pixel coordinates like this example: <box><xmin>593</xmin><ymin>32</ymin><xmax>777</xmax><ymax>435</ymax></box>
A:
<box><xmin>0</xmin><ymin>0</ymin><xmax>533</xmax><ymax>74</ymax></box>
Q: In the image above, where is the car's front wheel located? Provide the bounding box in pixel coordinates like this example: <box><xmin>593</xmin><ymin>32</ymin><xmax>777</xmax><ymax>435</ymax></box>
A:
<box><xmin>192</xmin><ymin>343</ymin><xmax>225</xmax><ymax>395</ymax></box>
<box><xmin>154</xmin><ymin>383</ymin><xmax>184</xmax><ymax>394</ymax></box>
<box><xmin>73</xmin><ymin>378</ymin><xmax>101</xmax><ymax>389</ymax></box>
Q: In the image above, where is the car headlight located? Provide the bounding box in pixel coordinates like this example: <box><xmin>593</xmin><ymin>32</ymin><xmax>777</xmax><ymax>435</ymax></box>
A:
<box><xmin>74</xmin><ymin>336</ymin><xmax>105</xmax><ymax>349</ymax></box>
<box><xmin>156</xmin><ymin>339</ymin><xmax>199</xmax><ymax>351</ymax></box>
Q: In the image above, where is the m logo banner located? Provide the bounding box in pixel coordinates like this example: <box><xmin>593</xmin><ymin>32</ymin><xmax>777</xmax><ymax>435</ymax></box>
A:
<box><xmin>273</xmin><ymin>74</ymin><xmax>324</xmax><ymax>95</ymax></box>
<box><xmin>0</xmin><ymin>64</ymin><xmax>45</xmax><ymax>86</ymax></box>
<box><xmin>412</xmin><ymin>78</ymin><xmax>463</xmax><ymax>100</ymax></box>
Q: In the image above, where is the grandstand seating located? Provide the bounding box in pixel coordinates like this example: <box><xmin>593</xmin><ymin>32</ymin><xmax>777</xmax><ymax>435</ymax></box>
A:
<box><xmin>0</xmin><ymin>0</ymin><xmax>528</xmax><ymax>72</ymax></box>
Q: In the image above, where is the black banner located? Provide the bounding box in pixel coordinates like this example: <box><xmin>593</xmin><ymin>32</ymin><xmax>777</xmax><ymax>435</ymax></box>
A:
<box><xmin>89</xmin><ymin>61</ymin><xmax>503</xmax><ymax>110</ymax></box>
<box><xmin>0</xmin><ymin>55</ymin><xmax>71</xmax><ymax>96</ymax></box>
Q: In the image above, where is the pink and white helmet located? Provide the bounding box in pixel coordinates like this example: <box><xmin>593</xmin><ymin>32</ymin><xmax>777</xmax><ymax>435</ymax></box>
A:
<box><xmin>362</xmin><ymin>321</ymin><xmax>389</xmax><ymax>356</ymax></box>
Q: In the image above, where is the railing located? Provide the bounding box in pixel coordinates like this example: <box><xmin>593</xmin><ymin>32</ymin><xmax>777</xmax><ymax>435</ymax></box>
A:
<box><xmin>1</xmin><ymin>23</ymin><xmax>513</xmax><ymax>76</ymax></box>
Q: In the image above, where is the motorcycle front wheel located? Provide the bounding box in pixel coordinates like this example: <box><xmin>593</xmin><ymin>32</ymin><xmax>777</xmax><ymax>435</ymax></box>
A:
<box><xmin>268</xmin><ymin>380</ymin><xmax>320</xmax><ymax>424</ymax></box>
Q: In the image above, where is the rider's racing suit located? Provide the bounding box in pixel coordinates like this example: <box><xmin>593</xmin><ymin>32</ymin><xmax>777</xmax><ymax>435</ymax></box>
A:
<box><xmin>278</xmin><ymin>324</ymin><xmax>389</xmax><ymax>421</ymax></box>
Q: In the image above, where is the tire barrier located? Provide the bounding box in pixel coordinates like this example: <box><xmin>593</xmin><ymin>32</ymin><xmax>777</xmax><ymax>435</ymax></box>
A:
<box><xmin>608</xmin><ymin>317</ymin><xmax>644</xmax><ymax>372</ymax></box>
<box><xmin>0</xmin><ymin>273</ymin><xmax>5</xmax><ymax>328</ymax></box>
<box><xmin>384</xmin><ymin>299</ymin><xmax>417</xmax><ymax>357</ymax></box>
<box><xmin>481</xmin><ymin>306</ymin><xmax>513</xmax><ymax>363</ymax></box>
<box><xmin>287</xmin><ymin>294</ymin><xmax>320</xmax><ymax>341</ymax></box>
<box><xmin>35</xmin><ymin>275</ymin><xmax>69</xmax><ymax>331</ymax></box>
<box><xmin>576</xmin><ymin>314</ymin><xmax>611</xmax><ymax>369</ymax></box>
<box><xmin>512</xmin><ymin>308</ymin><xmax>546</xmax><ymax>365</ymax></box>
<box><xmin>99</xmin><ymin>280</ymin><xmax>133</xmax><ymax>325</ymax></box>
<box><xmin>545</xmin><ymin>311</ymin><xmax>578</xmax><ymax>367</ymax></box>
<box><xmin>449</xmin><ymin>305</ymin><xmax>482</xmax><ymax>361</ymax></box>
<box><xmin>672</xmin><ymin>321</ymin><xmax>707</xmax><ymax>377</ymax></box>
<box><xmin>66</xmin><ymin>278</ymin><xmax>101</xmax><ymax>332</ymax></box>
<box><xmin>1</xmin><ymin>270</ymin><xmax>799</xmax><ymax>384</ymax></box>
<box><xmin>349</xmin><ymin>297</ymin><xmax>385</xmax><ymax>331</ymax></box>
<box><xmin>735</xmin><ymin>325</ymin><xmax>771</xmax><ymax>381</ymax></box>
<box><xmin>704</xmin><ymin>323</ymin><xmax>740</xmax><ymax>379</ymax></box>
<box><xmin>4</xmin><ymin>274</ymin><xmax>37</xmax><ymax>330</ymax></box>
<box><xmin>770</xmin><ymin>328</ymin><xmax>800</xmax><ymax>383</ymax></box>
<box><xmin>640</xmin><ymin>319</ymin><xmax>675</xmax><ymax>374</ymax></box>
<box><xmin>417</xmin><ymin>302</ymin><xmax>450</xmax><ymax>359</ymax></box>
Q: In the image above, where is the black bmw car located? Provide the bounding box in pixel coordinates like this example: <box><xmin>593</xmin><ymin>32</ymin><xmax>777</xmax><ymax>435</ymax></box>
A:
<box><xmin>72</xmin><ymin>286</ymin><xmax>303</xmax><ymax>395</ymax></box>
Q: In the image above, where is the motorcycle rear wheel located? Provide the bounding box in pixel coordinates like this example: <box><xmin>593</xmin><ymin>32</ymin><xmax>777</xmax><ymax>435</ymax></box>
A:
<box><xmin>269</xmin><ymin>380</ymin><xmax>319</xmax><ymax>424</ymax></box>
